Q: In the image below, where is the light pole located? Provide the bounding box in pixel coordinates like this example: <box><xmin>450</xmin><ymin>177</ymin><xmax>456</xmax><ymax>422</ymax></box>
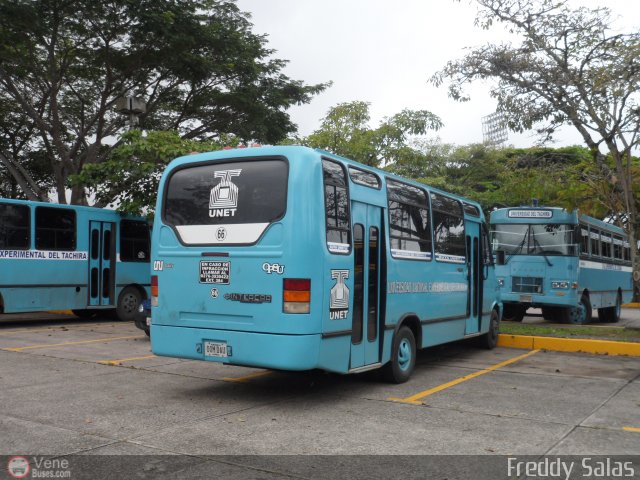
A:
<box><xmin>115</xmin><ymin>96</ymin><xmax>146</xmax><ymax>129</ymax></box>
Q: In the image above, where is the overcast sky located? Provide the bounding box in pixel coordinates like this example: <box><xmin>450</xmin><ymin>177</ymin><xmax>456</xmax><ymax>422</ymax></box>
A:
<box><xmin>236</xmin><ymin>0</ymin><xmax>639</xmax><ymax>148</ymax></box>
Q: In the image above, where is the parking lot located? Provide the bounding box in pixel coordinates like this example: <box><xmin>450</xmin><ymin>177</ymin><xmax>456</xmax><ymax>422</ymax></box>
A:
<box><xmin>1</xmin><ymin>312</ymin><xmax>639</xmax><ymax>477</ymax></box>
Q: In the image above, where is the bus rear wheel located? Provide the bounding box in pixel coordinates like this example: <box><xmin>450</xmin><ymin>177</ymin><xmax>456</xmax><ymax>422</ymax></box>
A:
<box><xmin>383</xmin><ymin>326</ymin><xmax>416</xmax><ymax>384</ymax></box>
<box><xmin>116</xmin><ymin>286</ymin><xmax>142</xmax><ymax>322</ymax></box>
<box><xmin>598</xmin><ymin>292</ymin><xmax>622</xmax><ymax>323</ymax></box>
<box><xmin>502</xmin><ymin>304</ymin><xmax>526</xmax><ymax>322</ymax></box>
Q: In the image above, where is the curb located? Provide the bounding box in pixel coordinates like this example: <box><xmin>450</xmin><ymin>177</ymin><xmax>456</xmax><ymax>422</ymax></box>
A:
<box><xmin>622</xmin><ymin>303</ymin><xmax>640</xmax><ymax>308</ymax></box>
<box><xmin>497</xmin><ymin>334</ymin><xmax>640</xmax><ymax>357</ymax></box>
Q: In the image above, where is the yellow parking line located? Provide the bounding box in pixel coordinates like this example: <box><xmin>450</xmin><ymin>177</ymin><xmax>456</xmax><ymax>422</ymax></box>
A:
<box><xmin>222</xmin><ymin>370</ymin><xmax>273</xmax><ymax>382</ymax></box>
<box><xmin>388</xmin><ymin>349</ymin><xmax>541</xmax><ymax>405</ymax></box>
<box><xmin>623</xmin><ymin>426</ymin><xmax>640</xmax><ymax>433</ymax></box>
<box><xmin>0</xmin><ymin>323</ymin><xmax>125</xmax><ymax>336</ymax></box>
<box><xmin>2</xmin><ymin>335</ymin><xmax>144</xmax><ymax>352</ymax></box>
<box><xmin>98</xmin><ymin>354</ymin><xmax>157</xmax><ymax>366</ymax></box>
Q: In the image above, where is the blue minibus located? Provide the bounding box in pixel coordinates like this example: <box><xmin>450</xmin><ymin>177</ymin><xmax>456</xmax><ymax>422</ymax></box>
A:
<box><xmin>490</xmin><ymin>206</ymin><xmax>633</xmax><ymax>323</ymax></box>
<box><xmin>0</xmin><ymin>199</ymin><xmax>150</xmax><ymax>321</ymax></box>
<box><xmin>150</xmin><ymin>146</ymin><xmax>501</xmax><ymax>382</ymax></box>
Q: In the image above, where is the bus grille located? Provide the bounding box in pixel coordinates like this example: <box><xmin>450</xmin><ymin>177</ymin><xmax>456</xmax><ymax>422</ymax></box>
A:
<box><xmin>512</xmin><ymin>276</ymin><xmax>543</xmax><ymax>294</ymax></box>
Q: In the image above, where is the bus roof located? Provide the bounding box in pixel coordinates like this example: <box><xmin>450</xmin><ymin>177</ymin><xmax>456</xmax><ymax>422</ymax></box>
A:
<box><xmin>489</xmin><ymin>206</ymin><xmax>626</xmax><ymax>236</ymax></box>
<box><xmin>166</xmin><ymin>145</ymin><xmax>484</xmax><ymax>215</ymax></box>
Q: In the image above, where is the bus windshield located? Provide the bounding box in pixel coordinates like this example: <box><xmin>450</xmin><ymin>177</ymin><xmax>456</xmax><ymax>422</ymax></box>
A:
<box><xmin>492</xmin><ymin>223</ymin><xmax>576</xmax><ymax>256</ymax></box>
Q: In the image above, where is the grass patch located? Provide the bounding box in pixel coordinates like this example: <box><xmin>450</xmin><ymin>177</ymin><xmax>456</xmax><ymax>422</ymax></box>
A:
<box><xmin>500</xmin><ymin>322</ymin><xmax>640</xmax><ymax>343</ymax></box>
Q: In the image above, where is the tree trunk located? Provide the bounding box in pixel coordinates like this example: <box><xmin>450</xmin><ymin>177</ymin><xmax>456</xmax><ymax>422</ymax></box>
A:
<box><xmin>70</xmin><ymin>184</ymin><xmax>88</xmax><ymax>205</ymax></box>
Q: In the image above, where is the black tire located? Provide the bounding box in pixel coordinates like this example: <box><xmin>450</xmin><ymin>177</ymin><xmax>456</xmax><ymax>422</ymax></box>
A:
<box><xmin>383</xmin><ymin>326</ymin><xmax>416</xmax><ymax>384</ymax></box>
<box><xmin>72</xmin><ymin>309</ymin><xmax>97</xmax><ymax>319</ymax></box>
<box><xmin>116</xmin><ymin>286</ymin><xmax>142</xmax><ymax>322</ymax></box>
<box><xmin>563</xmin><ymin>294</ymin><xmax>592</xmax><ymax>324</ymax></box>
<box><xmin>502</xmin><ymin>304</ymin><xmax>526</xmax><ymax>322</ymax></box>
<box><xmin>611</xmin><ymin>292</ymin><xmax>622</xmax><ymax>323</ymax></box>
<box><xmin>478</xmin><ymin>309</ymin><xmax>500</xmax><ymax>349</ymax></box>
<box><xmin>598</xmin><ymin>292</ymin><xmax>622</xmax><ymax>323</ymax></box>
<box><xmin>597</xmin><ymin>307</ymin><xmax>613</xmax><ymax>323</ymax></box>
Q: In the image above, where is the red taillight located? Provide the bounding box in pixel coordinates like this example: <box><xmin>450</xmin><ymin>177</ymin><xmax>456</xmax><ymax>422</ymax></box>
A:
<box><xmin>284</xmin><ymin>279</ymin><xmax>311</xmax><ymax>291</ymax></box>
<box><xmin>283</xmin><ymin>278</ymin><xmax>310</xmax><ymax>314</ymax></box>
<box><xmin>151</xmin><ymin>275</ymin><xmax>159</xmax><ymax>306</ymax></box>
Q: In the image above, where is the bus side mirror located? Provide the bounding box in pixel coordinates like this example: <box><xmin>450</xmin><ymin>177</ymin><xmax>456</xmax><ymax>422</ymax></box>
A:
<box><xmin>496</xmin><ymin>250</ymin><xmax>505</xmax><ymax>266</ymax></box>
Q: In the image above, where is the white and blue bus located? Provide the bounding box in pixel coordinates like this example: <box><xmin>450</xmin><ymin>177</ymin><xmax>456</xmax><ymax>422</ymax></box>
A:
<box><xmin>150</xmin><ymin>146</ymin><xmax>501</xmax><ymax>382</ymax></box>
<box><xmin>0</xmin><ymin>199</ymin><xmax>151</xmax><ymax>321</ymax></box>
<box><xmin>490</xmin><ymin>206</ymin><xmax>633</xmax><ymax>324</ymax></box>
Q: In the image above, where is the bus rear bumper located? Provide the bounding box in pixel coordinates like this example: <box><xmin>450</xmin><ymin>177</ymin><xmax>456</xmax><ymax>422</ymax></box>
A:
<box><xmin>151</xmin><ymin>324</ymin><xmax>321</xmax><ymax>371</ymax></box>
<box><xmin>501</xmin><ymin>294</ymin><xmax>576</xmax><ymax>308</ymax></box>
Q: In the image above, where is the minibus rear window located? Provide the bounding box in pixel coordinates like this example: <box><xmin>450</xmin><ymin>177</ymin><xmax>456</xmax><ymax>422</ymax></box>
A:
<box><xmin>163</xmin><ymin>159</ymin><xmax>288</xmax><ymax>228</ymax></box>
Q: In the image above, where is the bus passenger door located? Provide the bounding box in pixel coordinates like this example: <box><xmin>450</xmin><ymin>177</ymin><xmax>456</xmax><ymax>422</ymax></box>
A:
<box><xmin>350</xmin><ymin>202</ymin><xmax>382</xmax><ymax>369</ymax></box>
<box><xmin>465</xmin><ymin>222</ymin><xmax>482</xmax><ymax>335</ymax></box>
<box><xmin>88</xmin><ymin>221</ymin><xmax>115</xmax><ymax>307</ymax></box>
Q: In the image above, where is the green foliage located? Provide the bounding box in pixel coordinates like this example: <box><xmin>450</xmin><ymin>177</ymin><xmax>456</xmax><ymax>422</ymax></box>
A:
<box><xmin>394</xmin><ymin>142</ymin><xmax>622</xmax><ymax>221</ymax></box>
<box><xmin>433</xmin><ymin>0</ymin><xmax>640</xmax><ymax>244</ymax></box>
<box><xmin>0</xmin><ymin>0</ymin><xmax>328</xmax><ymax>203</ymax></box>
<box><xmin>302</xmin><ymin>99</ymin><xmax>628</xmax><ymax>221</ymax></box>
<box><xmin>72</xmin><ymin>130</ymin><xmax>225</xmax><ymax>216</ymax></box>
<box><xmin>305</xmin><ymin>101</ymin><xmax>442</xmax><ymax>167</ymax></box>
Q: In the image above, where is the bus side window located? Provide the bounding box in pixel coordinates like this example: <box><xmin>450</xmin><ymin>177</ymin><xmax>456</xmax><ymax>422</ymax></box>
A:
<box><xmin>613</xmin><ymin>235</ymin><xmax>623</xmax><ymax>261</ymax></box>
<box><xmin>35</xmin><ymin>207</ymin><xmax>76</xmax><ymax>251</ymax></box>
<box><xmin>601</xmin><ymin>232</ymin><xmax>612</xmax><ymax>259</ymax></box>
<box><xmin>431</xmin><ymin>193</ymin><xmax>466</xmax><ymax>262</ymax></box>
<box><xmin>624</xmin><ymin>241</ymin><xmax>631</xmax><ymax>263</ymax></box>
<box><xmin>590</xmin><ymin>229</ymin><xmax>600</xmax><ymax>257</ymax></box>
<box><xmin>580</xmin><ymin>225</ymin><xmax>589</xmax><ymax>256</ymax></box>
<box><xmin>386</xmin><ymin>180</ymin><xmax>431</xmax><ymax>259</ymax></box>
<box><xmin>481</xmin><ymin>224</ymin><xmax>492</xmax><ymax>264</ymax></box>
<box><xmin>0</xmin><ymin>203</ymin><xmax>30</xmax><ymax>249</ymax></box>
<box><xmin>322</xmin><ymin>159</ymin><xmax>351</xmax><ymax>254</ymax></box>
<box><xmin>120</xmin><ymin>220</ymin><xmax>150</xmax><ymax>262</ymax></box>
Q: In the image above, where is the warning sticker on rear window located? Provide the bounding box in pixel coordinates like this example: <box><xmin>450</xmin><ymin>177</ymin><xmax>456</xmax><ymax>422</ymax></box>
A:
<box><xmin>199</xmin><ymin>261</ymin><xmax>230</xmax><ymax>284</ymax></box>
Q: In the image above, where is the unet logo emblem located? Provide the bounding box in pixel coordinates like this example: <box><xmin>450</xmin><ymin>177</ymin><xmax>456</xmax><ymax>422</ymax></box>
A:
<box><xmin>209</xmin><ymin>169</ymin><xmax>242</xmax><ymax>218</ymax></box>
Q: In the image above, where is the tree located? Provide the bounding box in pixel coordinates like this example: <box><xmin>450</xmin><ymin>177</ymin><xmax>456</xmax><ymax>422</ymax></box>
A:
<box><xmin>305</xmin><ymin>101</ymin><xmax>443</xmax><ymax>167</ymax></box>
<box><xmin>0</xmin><ymin>94</ymin><xmax>53</xmax><ymax>199</ymax></box>
<box><xmin>0</xmin><ymin>0</ymin><xmax>327</xmax><ymax>204</ymax></box>
<box><xmin>72</xmin><ymin>129</ymin><xmax>227</xmax><ymax>216</ymax></box>
<box><xmin>431</xmin><ymin>0</ymin><xmax>640</xmax><ymax>256</ymax></box>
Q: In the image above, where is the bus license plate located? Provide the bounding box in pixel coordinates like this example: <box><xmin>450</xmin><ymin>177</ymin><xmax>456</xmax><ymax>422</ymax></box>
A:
<box><xmin>520</xmin><ymin>295</ymin><xmax>533</xmax><ymax>303</ymax></box>
<box><xmin>204</xmin><ymin>341</ymin><xmax>228</xmax><ymax>358</ymax></box>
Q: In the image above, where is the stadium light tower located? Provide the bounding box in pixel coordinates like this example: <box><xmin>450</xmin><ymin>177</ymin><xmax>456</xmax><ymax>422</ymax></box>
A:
<box><xmin>482</xmin><ymin>112</ymin><xmax>508</xmax><ymax>146</ymax></box>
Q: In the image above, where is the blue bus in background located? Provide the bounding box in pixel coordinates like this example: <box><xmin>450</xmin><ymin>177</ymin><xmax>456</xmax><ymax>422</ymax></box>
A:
<box><xmin>490</xmin><ymin>206</ymin><xmax>633</xmax><ymax>324</ymax></box>
<box><xmin>150</xmin><ymin>146</ymin><xmax>501</xmax><ymax>382</ymax></box>
<box><xmin>0</xmin><ymin>199</ymin><xmax>151</xmax><ymax>321</ymax></box>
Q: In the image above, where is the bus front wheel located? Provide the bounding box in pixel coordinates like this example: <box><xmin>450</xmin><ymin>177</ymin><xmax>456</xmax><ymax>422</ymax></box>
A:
<box><xmin>383</xmin><ymin>326</ymin><xmax>416</xmax><ymax>384</ymax></box>
<box><xmin>563</xmin><ymin>295</ymin><xmax>592</xmax><ymax>324</ymax></box>
<box><xmin>116</xmin><ymin>286</ymin><xmax>142</xmax><ymax>322</ymax></box>
<box><xmin>478</xmin><ymin>309</ymin><xmax>500</xmax><ymax>349</ymax></box>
